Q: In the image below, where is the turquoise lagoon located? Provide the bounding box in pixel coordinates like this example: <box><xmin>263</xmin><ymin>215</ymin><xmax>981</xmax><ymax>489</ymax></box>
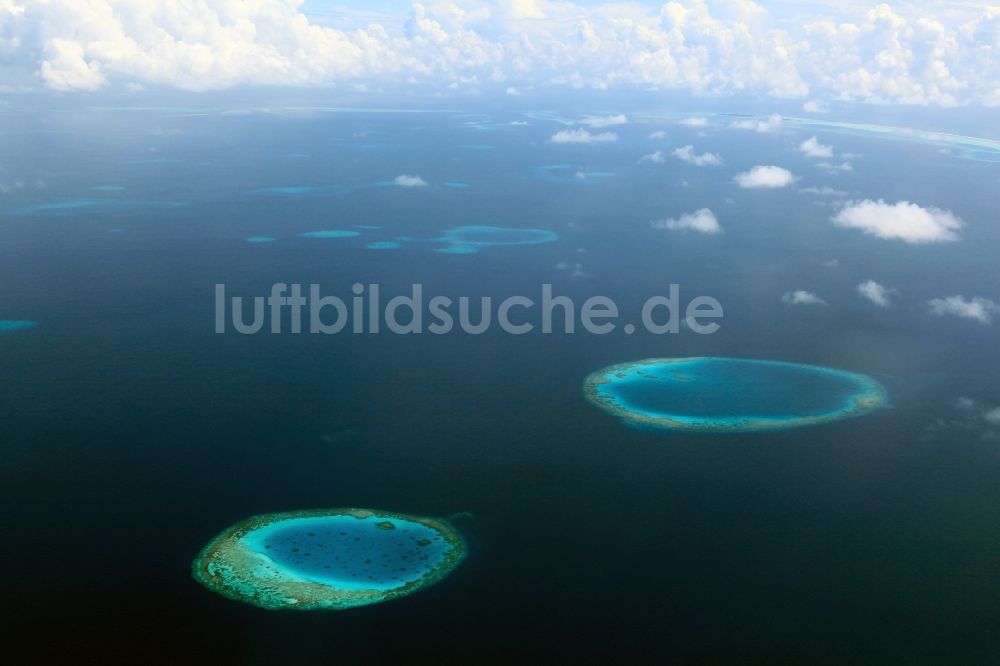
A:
<box><xmin>585</xmin><ymin>358</ymin><xmax>889</xmax><ymax>433</ymax></box>
<box><xmin>192</xmin><ymin>509</ymin><xmax>465</xmax><ymax>611</ymax></box>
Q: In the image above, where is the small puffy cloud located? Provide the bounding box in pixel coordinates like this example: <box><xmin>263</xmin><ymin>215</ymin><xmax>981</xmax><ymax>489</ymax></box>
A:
<box><xmin>639</xmin><ymin>150</ymin><xmax>665</xmax><ymax>163</ymax></box>
<box><xmin>651</xmin><ymin>208</ymin><xmax>721</xmax><ymax>235</ymax></box>
<box><xmin>955</xmin><ymin>397</ymin><xmax>979</xmax><ymax>411</ymax></box>
<box><xmin>858</xmin><ymin>280</ymin><xmax>895</xmax><ymax>307</ymax></box>
<box><xmin>679</xmin><ymin>117</ymin><xmax>709</xmax><ymax>127</ymax></box>
<box><xmin>673</xmin><ymin>145</ymin><xmax>723</xmax><ymax>167</ymax></box>
<box><xmin>580</xmin><ymin>114</ymin><xmax>627</xmax><ymax>128</ymax></box>
<box><xmin>799</xmin><ymin>136</ymin><xmax>834</xmax><ymax>158</ymax></box>
<box><xmin>803</xmin><ymin>100</ymin><xmax>829</xmax><ymax>113</ymax></box>
<box><xmin>549</xmin><ymin>129</ymin><xmax>617</xmax><ymax>144</ymax></box>
<box><xmin>925</xmin><ymin>397</ymin><xmax>1000</xmax><ymax>443</ymax></box>
<box><xmin>648</xmin><ymin>130</ymin><xmax>667</xmax><ymax>140</ymax></box>
<box><xmin>816</xmin><ymin>161</ymin><xmax>853</xmax><ymax>173</ymax></box>
<box><xmin>0</xmin><ymin>178</ymin><xmax>46</xmax><ymax>194</ymax></box>
<box><xmin>800</xmin><ymin>186</ymin><xmax>847</xmax><ymax>196</ymax></box>
<box><xmin>507</xmin><ymin>0</ymin><xmax>546</xmax><ymax>19</ymax></box>
<box><xmin>735</xmin><ymin>165</ymin><xmax>795</xmax><ymax>188</ymax></box>
<box><xmin>783</xmin><ymin>290</ymin><xmax>827</xmax><ymax>306</ymax></box>
<box><xmin>394</xmin><ymin>174</ymin><xmax>428</xmax><ymax>187</ymax></box>
<box><xmin>832</xmin><ymin>200</ymin><xmax>963</xmax><ymax>243</ymax></box>
<box><xmin>731</xmin><ymin>114</ymin><xmax>782</xmax><ymax>133</ymax></box>
<box><xmin>928</xmin><ymin>296</ymin><xmax>999</xmax><ymax>325</ymax></box>
<box><xmin>986</xmin><ymin>407</ymin><xmax>1000</xmax><ymax>426</ymax></box>
<box><xmin>556</xmin><ymin>261</ymin><xmax>589</xmax><ymax>278</ymax></box>
<box><xmin>505</xmin><ymin>86</ymin><xmax>521</xmax><ymax>96</ymax></box>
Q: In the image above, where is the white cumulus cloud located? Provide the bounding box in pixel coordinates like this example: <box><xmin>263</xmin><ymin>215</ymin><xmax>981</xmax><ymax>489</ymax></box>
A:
<box><xmin>986</xmin><ymin>407</ymin><xmax>1000</xmax><ymax>426</ymax></box>
<box><xmin>0</xmin><ymin>1</ymin><xmax>999</xmax><ymax>106</ymax></box>
<box><xmin>783</xmin><ymin>290</ymin><xmax>827</xmax><ymax>306</ymax></box>
<box><xmin>858</xmin><ymin>280</ymin><xmax>895</xmax><ymax>307</ymax></box>
<box><xmin>673</xmin><ymin>145</ymin><xmax>723</xmax><ymax>167</ymax></box>
<box><xmin>832</xmin><ymin>200</ymin><xmax>963</xmax><ymax>243</ymax></box>
<box><xmin>640</xmin><ymin>150</ymin><xmax>666</xmax><ymax>163</ymax></box>
<box><xmin>799</xmin><ymin>136</ymin><xmax>834</xmax><ymax>158</ymax></box>
<box><xmin>394</xmin><ymin>174</ymin><xmax>428</xmax><ymax>187</ymax></box>
<box><xmin>800</xmin><ymin>186</ymin><xmax>847</xmax><ymax>196</ymax></box>
<box><xmin>731</xmin><ymin>114</ymin><xmax>783</xmax><ymax>133</ymax></box>
<box><xmin>928</xmin><ymin>296</ymin><xmax>999</xmax><ymax>325</ymax></box>
<box><xmin>679</xmin><ymin>117</ymin><xmax>709</xmax><ymax>127</ymax></box>
<box><xmin>580</xmin><ymin>114</ymin><xmax>627</xmax><ymax>128</ymax></box>
<box><xmin>816</xmin><ymin>161</ymin><xmax>854</xmax><ymax>173</ymax></box>
<box><xmin>549</xmin><ymin>129</ymin><xmax>617</xmax><ymax>144</ymax></box>
<box><xmin>735</xmin><ymin>165</ymin><xmax>795</xmax><ymax>188</ymax></box>
<box><xmin>651</xmin><ymin>208</ymin><xmax>721</xmax><ymax>235</ymax></box>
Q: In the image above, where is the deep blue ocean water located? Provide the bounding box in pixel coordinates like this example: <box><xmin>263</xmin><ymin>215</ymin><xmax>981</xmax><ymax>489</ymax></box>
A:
<box><xmin>2</xmin><ymin>100</ymin><xmax>1000</xmax><ymax>663</ymax></box>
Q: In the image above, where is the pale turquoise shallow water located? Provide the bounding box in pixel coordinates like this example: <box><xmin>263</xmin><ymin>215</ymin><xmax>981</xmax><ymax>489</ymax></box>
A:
<box><xmin>0</xmin><ymin>320</ymin><xmax>39</xmax><ymax>333</ymax></box>
<box><xmin>589</xmin><ymin>358</ymin><xmax>888</xmax><ymax>429</ymax></box>
<box><xmin>241</xmin><ymin>515</ymin><xmax>453</xmax><ymax>592</ymax></box>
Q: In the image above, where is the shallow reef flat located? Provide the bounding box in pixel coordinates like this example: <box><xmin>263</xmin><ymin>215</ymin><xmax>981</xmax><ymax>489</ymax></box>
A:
<box><xmin>192</xmin><ymin>508</ymin><xmax>465</xmax><ymax>611</ymax></box>
<box><xmin>432</xmin><ymin>225</ymin><xmax>558</xmax><ymax>254</ymax></box>
<box><xmin>0</xmin><ymin>320</ymin><xmax>39</xmax><ymax>333</ymax></box>
<box><xmin>584</xmin><ymin>357</ymin><xmax>889</xmax><ymax>433</ymax></box>
<box><xmin>13</xmin><ymin>199</ymin><xmax>187</xmax><ymax>214</ymax></box>
<box><xmin>299</xmin><ymin>230</ymin><xmax>361</xmax><ymax>239</ymax></box>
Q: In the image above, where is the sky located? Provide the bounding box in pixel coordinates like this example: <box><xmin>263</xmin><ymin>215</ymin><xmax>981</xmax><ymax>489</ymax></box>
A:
<box><xmin>1</xmin><ymin>1</ymin><xmax>999</xmax><ymax>107</ymax></box>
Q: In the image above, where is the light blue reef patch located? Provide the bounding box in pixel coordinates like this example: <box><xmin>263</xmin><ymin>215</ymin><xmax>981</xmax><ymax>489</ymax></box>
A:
<box><xmin>0</xmin><ymin>320</ymin><xmax>39</xmax><ymax>333</ymax></box>
<box><xmin>13</xmin><ymin>199</ymin><xmax>186</xmax><ymax>215</ymax></box>
<box><xmin>192</xmin><ymin>508</ymin><xmax>466</xmax><ymax>611</ymax></box>
<box><xmin>522</xmin><ymin>111</ymin><xmax>576</xmax><ymax>125</ymax></box>
<box><xmin>355</xmin><ymin>225</ymin><xmax>380</xmax><ymax>230</ymax></box>
<box><xmin>15</xmin><ymin>199</ymin><xmax>100</xmax><ymax>212</ymax></box>
<box><xmin>92</xmin><ymin>185</ymin><xmax>126</xmax><ymax>192</ymax></box>
<box><xmin>444</xmin><ymin>182</ymin><xmax>470</xmax><ymax>189</ymax></box>
<box><xmin>366</xmin><ymin>241</ymin><xmax>401</xmax><ymax>250</ymax></box>
<box><xmin>128</xmin><ymin>158</ymin><xmax>184</xmax><ymax>165</ymax></box>
<box><xmin>248</xmin><ymin>186</ymin><xmax>316</xmax><ymax>195</ymax></box>
<box><xmin>398</xmin><ymin>225</ymin><xmax>558</xmax><ymax>254</ymax></box>
<box><xmin>584</xmin><ymin>357</ymin><xmax>889</xmax><ymax>433</ymax></box>
<box><xmin>245</xmin><ymin>236</ymin><xmax>277</xmax><ymax>243</ymax></box>
<box><xmin>780</xmin><ymin>116</ymin><xmax>1000</xmax><ymax>162</ymax></box>
<box><xmin>531</xmin><ymin>164</ymin><xmax>614</xmax><ymax>184</ymax></box>
<box><xmin>575</xmin><ymin>171</ymin><xmax>615</xmax><ymax>180</ymax></box>
<box><xmin>439</xmin><ymin>225</ymin><xmax>559</xmax><ymax>248</ymax></box>
<box><xmin>435</xmin><ymin>244</ymin><xmax>479</xmax><ymax>255</ymax></box>
<box><xmin>631</xmin><ymin>111</ymin><xmax>1000</xmax><ymax>163</ymax></box>
<box><xmin>300</xmin><ymin>230</ymin><xmax>361</xmax><ymax>239</ymax></box>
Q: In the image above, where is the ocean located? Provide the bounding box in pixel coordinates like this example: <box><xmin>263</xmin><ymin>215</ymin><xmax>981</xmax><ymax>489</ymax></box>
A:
<box><xmin>2</xmin><ymin>100</ymin><xmax>1000</xmax><ymax>663</ymax></box>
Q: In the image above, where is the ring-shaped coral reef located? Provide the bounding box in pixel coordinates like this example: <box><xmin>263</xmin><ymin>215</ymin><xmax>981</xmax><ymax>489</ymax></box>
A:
<box><xmin>584</xmin><ymin>357</ymin><xmax>888</xmax><ymax>433</ymax></box>
<box><xmin>193</xmin><ymin>508</ymin><xmax>466</xmax><ymax>610</ymax></box>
